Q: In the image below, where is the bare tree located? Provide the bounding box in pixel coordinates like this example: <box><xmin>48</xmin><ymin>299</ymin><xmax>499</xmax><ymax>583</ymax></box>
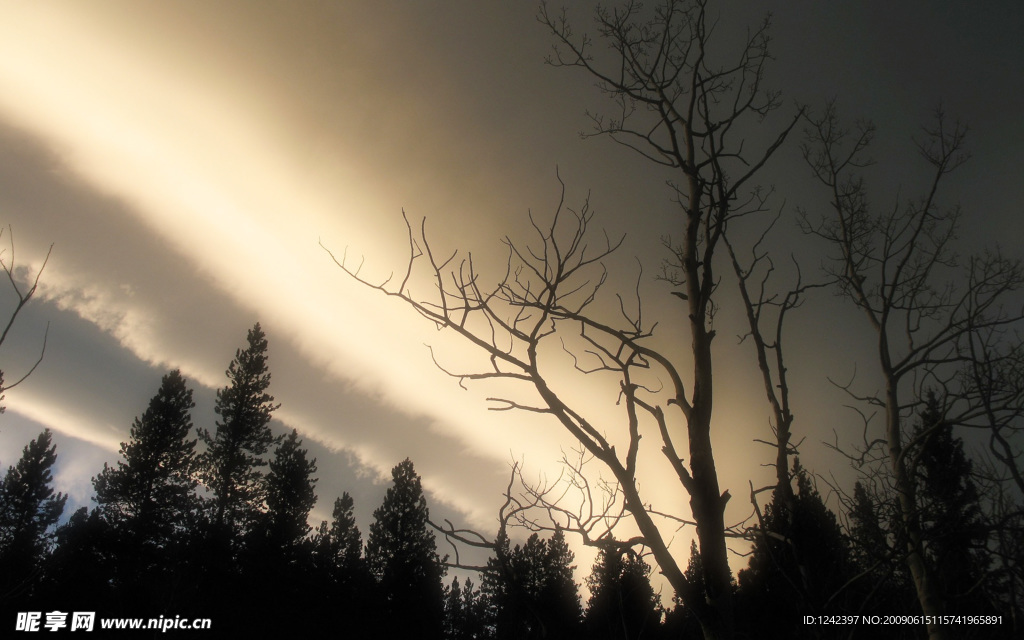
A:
<box><xmin>325</xmin><ymin>2</ymin><xmax>807</xmax><ymax>638</ymax></box>
<box><xmin>800</xmin><ymin>102</ymin><xmax>1024</xmax><ymax>640</ymax></box>
<box><xmin>723</xmin><ymin>213</ymin><xmax>834</xmax><ymax>615</ymax></box>
<box><xmin>537</xmin><ymin>2</ymin><xmax>803</xmax><ymax>636</ymax></box>
<box><xmin>326</xmin><ymin>177</ymin><xmax>743</xmax><ymax>634</ymax></box>
<box><xmin>961</xmin><ymin>312</ymin><xmax>1024</xmax><ymax>497</ymax></box>
<box><xmin>0</xmin><ymin>226</ymin><xmax>52</xmax><ymax>414</ymax></box>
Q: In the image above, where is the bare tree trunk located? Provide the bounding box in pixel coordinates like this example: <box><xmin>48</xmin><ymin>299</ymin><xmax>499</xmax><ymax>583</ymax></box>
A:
<box><xmin>332</xmin><ymin>3</ymin><xmax>805</xmax><ymax>638</ymax></box>
<box><xmin>802</xmin><ymin>103</ymin><xmax>1021</xmax><ymax>640</ymax></box>
<box><xmin>884</xmin><ymin>377</ymin><xmax>948</xmax><ymax>640</ymax></box>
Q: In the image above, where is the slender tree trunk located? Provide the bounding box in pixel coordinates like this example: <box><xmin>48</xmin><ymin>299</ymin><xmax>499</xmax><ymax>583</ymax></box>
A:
<box><xmin>883</xmin><ymin>366</ymin><xmax>948</xmax><ymax>640</ymax></box>
<box><xmin>683</xmin><ymin>183</ymin><xmax>734</xmax><ymax>639</ymax></box>
<box><xmin>688</xmin><ymin>338</ymin><xmax>734</xmax><ymax>640</ymax></box>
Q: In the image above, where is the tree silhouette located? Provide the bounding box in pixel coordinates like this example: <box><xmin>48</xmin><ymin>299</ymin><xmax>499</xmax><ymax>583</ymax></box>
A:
<box><xmin>41</xmin><ymin>507</ymin><xmax>114</xmax><ymax>613</ymax></box>
<box><xmin>846</xmin><ymin>480</ymin><xmax>914</xmax><ymax>621</ymax></box>
<box><xmin>0</xmin><ymin>429</ymin><xmax>66</xmax><ymax>604</ymax></box>
<box><xmin>198</xmin><ymin>322</ymin><xmax>281</xmax><ymax>544</ymax></box>
<box><xmin>737</xmin><ymin>460</ymin><xmax>852</xmax><ymax>637</ymax></box>
<box><xmin>442</xmin><ymin>575</ymin><xmax>487</xmax><ymax>640</ymax></box>
<box><xmin>94</xmin><ymin>370</ymin><xmax>198</xmax><ymax>553</ymax></box>
<box><xmin>262</xmin><ymin>429</ymin><xmax>318</xmax><ymax>553</ymax></box>
<box><xmin>0</xmin><ymin>227</ymin><xmax>52</xmax><ymax>417</ymax></box>
<box><xmin>913</xmin><ymin>395</ymin><xmax>995</xmax><ymax>617</ymax></box>
<box><xmin>327</xmin><ymin>2</ymin><xmax>804</xmax><ymax>636</ymax></box>
<box><xmin>839</xmin><ymin>397</ymin><xmax>1010</xmax><ymax>635</ymax></box>
<box><xmin>461</xmin><ymin>577</ymin><xmax>488</xmax><ymax>640</ymax></box>
<box><xmin>238</xmin><ymin>429</ymin><xmax>319</xmax><ymax>636</ymax></box>
<box><xmin>585</xmin><ymin>548</ymin><xmax>662</xmax><ymax>640</ymax></box>
<box><xmin>366</xmin><ymin>458</ymin><xmax>445</xmax><ymax>639</ymax></box>
<box><xmin>543</xmin><ymin>528</ymin><xmax>583</xmax><ymax>638</ymax></box>
<box><xmin>92</xmin><ymin>369</ymin><xmax>199</xmax><ymax>613</ymax></box>
<box><xmin>663</xmin><ymin>541</ymin><xmax>706</xmax><ymax>640</ymax></box>
<box><xmin>444</xmin><ymin>576</ymin><xmax>467</xmax><ymax>640</ymax></box>
<box><xmin>482</xmin><ymin>529</ymin><xmax>582</xmax><ymax>639</ymax></box>
<box><xmin>801</xmin><ymin>103</ymin><xmax>1024</xmax><ymax>639</ymax></box>
<box><xmin>192</xmin><ymin>323</ymin><xmax>282</xmax><ymax>628</ymax></box>
<box><xmin>313</xmin><ymin>492</ymin><xmax>366</xmax><ymax>582</ymax></box>
<box><xmin>311</xmin><ymin>492</ymin><xmax>375</xmax><ymax>637</ymax></box>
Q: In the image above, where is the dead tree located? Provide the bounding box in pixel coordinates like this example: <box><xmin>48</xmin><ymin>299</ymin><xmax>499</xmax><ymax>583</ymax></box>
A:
<box><xmin>323</xmin><ymin>2</ymin><xmax>811</xmax><ymax>634</ymax></box>
<box><xmin>801</xmin><ymin>103</ymin><xmax>1024</xmax><ymax>640</ymax></box>
<box><xmin>325</xmin><ymin>178</ymin><xmax>734</xmax><ymax>636</ymax></box>
<box><xmin>536</xmin><ymin>2</ymin><xmax>803</xmax><ymax>637</ymax></box>
<box><xmin>0</xmin><ymin>226</ymin><xmax>52</xmax><ymax>415</ymax></box>
<box><xmin>328</xmin><ymin>1</ymin><xmax>804</xmax><ymax>637</ymax></box>
<box><xmin>723</xmin><ymin>213</ymin><xmax>832</xmax><ymax>613</ymax></box>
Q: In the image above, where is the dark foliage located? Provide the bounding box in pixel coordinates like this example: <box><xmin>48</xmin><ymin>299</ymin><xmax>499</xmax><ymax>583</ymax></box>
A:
<box><xmin>481</xmin><ymin>528</ymin><xmax>582</xmax><ymax>639</ymax></box>
<box><xmin>0</xmin><ymin>429</ymin><xmax>66</xmax><ymax>607</ymax></box>
<box><xmin>190</xmin><ymin>323</ymin><xmax>282</xmax><ymax>631</ymax></box>
<box><xmin>584</xmin><ymin>548</ymin><xmax>662</xmax><ymax>640</ymax></box>
<box><xmin>913</xmin><ymin>394</ymin><xmax>996</xmax><ymax>618</ymax></box>
<box><xmin>736</xmin><ymin>460</ymin><xmax>853</xmax><ymax>638</ymax></box>
<box><xmin>94</xmin><ymin>369</ymin><xmax>198</xmax><ymax>538</ymax></box>
<box><xmin>198</xmin><ymin>322</ymin><xmax>281</xmax><ymax>542</ymax></box>
<box><xmin>366</xmin><ymin>458</ymin><xmax>446</xmax><ymax>639</ymax></box>
<box><xmin>39</xmin><ymin>507</ymin><xmax>115</xmax><ymax>613</ymax></box>
<box><xmin>261</xmin><ymin>429</ymin><xmax>318</xmax><ymax>552</ymax></box>
<box><xmin>846</xmin><ymin>480</ymin><xmax>918</xmax><ymax>623</ymax></box>
<box><xmin>662</xmin><ymin>542</ymin><xmax>707</xmax><ymax>640</ymax></box>
<box><xmin>243</xmin><ymin>429</ymin><xmax>320</xmax><ymax>636</ymax></box>
<box><xmin>309</xmin><ymin>492</ymin><xmax>375</xmax><ymax>637</ymax></box>
<box><xmin>313</xmin><ymin>492</ymin><xmax>367</xmax><ymax>582</ymax></box>
<box><xmin>92</xmin><ymin>369</ymin><xmax>199</xmax><ymax>611</ymax></box>
<box><xmin>3</xmin><ymin>326</ymin><xmax>1016</xmax><ymax>640</ymax></box>
<box><xmin>445</xmin><ymin>576</ymin><xmax>488</xmax><ymax>640</ymax></box>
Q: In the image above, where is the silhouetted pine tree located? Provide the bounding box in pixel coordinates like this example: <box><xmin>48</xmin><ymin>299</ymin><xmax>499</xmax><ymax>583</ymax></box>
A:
<box><xmin>198</xmin><ymin>323</ymin><xmax>281</xmax><ymax>545</ymax></box>
<box><xmin>0</xmin><ymin>429</ymin><xmax>66</xmax><ymax>607</ymax></box>
<box><xmin>40</xmin><ymin>507</ymin><xmax>114</xmax><ymax>613</ymax></box>
<box><xmin>662</xmin><ymin>541</ymin><xmax>705</xmax><ymax>640</ymax></box>
<box><xmin>444</xmin><ymin>575</ymin><xmax>489</xmax><ymax>640</ymax></box>
<box><xmin>92</xmin><ymin>369</ymin><xmax>199</xmax><ymax>611</ymax></box>
<box><xmin>445</xmin><ymin>576</ymin><xmax>468</xmax><ymax>639</ymax></box>
<box><xmin>913</xmin><ymin>394</ymin><xmax>995</xmax><ymax>617</ymax></box>
<box><xmin>194</xmin><ymin>323</ymin><xmax>281</xmax><ymax>626</ymax></box>
<box><xmin>847</xmin><ymin>479</ymin><xmax>915</xmax><ymax>620</ymax></box>
<box><xmin>311</xmin><ymin>492</ymin><xmax>375</xmax><ymax>638</ymax></box>
<box><xmin>482</xmin><ymin>532</ymin><xmax>529</xmax><ymax>639</ymax></box>
<box><xmin>848</xmin><ymin>481</ymin><xmax>891</xmax><ymax>575</ymax></box>
<box><xmin>584</xmin><ymin>548</ymin><xmax>661</xmax><ymax>640</ymax></box>
<box><xmin>544</xmin><ymin>529</ymin><xmax>583</xmax><ymax>637</ymax></box>
<box><xmin>261</xmin><ymin>429</ymin><xmax>317</xmax><ymax>553</ymax></box>
<box><xmin>242</xmin><ymin>429</ymin><xmax>319</xmax><ymax>636</ymax></box>
<box><xmin>736</xmin><ymin>459</ymin><xmax>852</xmax><ymax>637</ymax></box>
<box><xmin>482</xmin><ymin>529</ymin><xmax>582</xmax><ymax>639</ymax></box>
<box><xmin>461</xmin><ymin>576</ymin><xmax>488</xmax><ymax>640</ymax></box>
<box><xmin>366</xmin><ymin>458</ymin><xmax>445</xmax><ymax>640</ymax></box>
<box><xmin>844</xmin><ymin>395</ymin><xmax>1006</xmax><ymax>631</ymax></box>
<box><xmin>313</xmin><ymin>492</ymin><xmax>366</xmax><ymax>581</ymax></box>
<box><xmin>94</xmin><ymin>370</ymin><xmax>198</xmax><ymax>537</ymax></box>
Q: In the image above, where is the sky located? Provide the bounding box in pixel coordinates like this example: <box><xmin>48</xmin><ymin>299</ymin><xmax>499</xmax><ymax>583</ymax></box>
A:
<box><xmin>0</xmin><ymin>0</ymin><xmax>1022</xmax><ymax>589</ymax></box>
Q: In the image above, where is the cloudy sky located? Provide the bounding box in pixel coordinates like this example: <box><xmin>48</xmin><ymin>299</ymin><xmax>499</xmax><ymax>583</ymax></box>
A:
<box><xmin>1</xmin><ymin>0</ymin><xmax>1022</xmax><ymax>581</ymax></box>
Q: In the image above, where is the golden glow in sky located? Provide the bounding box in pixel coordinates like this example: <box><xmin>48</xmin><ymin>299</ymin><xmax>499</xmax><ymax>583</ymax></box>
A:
<box><xmin>2</xmin><ymin>1</ymin><xmax>1021</xmax><ymax>593</ymax></box>
<box><xmin>0</xmin><ymin>1</ymin><xmax>637</xmax><ymax>535</ymax></box>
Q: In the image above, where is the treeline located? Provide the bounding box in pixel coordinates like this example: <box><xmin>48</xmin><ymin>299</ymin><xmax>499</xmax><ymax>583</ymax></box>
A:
<box><xmin>0</xmin><ymin>324</ymin><xmax>1019</xmax><ymax>638</ymax></box>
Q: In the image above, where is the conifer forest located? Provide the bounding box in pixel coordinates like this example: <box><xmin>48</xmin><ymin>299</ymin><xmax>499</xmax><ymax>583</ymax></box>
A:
<box><xmin>1</xmin><ymin>1</ymin><xmax>1022</xmax><ymax>639</ymax></box>
<box><xmin>1</xmin><ymin>324</ymin><xmax>1020</xmax><ymax>637</ymax></box>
